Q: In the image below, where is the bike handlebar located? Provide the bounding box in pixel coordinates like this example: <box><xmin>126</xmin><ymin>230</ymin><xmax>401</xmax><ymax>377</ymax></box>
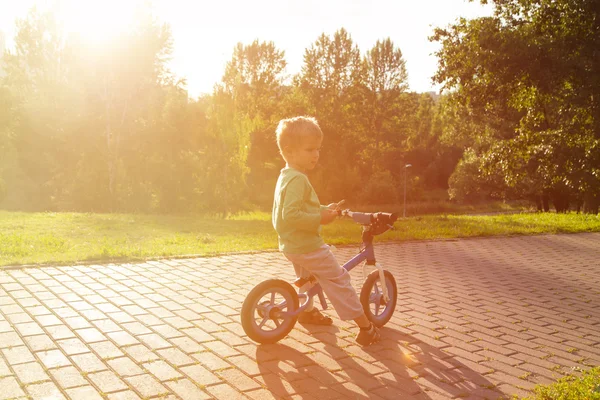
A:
<box><xmin>336</xmin><ymin>208</ymin><xmax>400</xmax><ymax>236</ymax></box>
<box><xmin>339</xmin><ymin>209</ymin><xmax>374</xmax><ymax>225</ymax></box>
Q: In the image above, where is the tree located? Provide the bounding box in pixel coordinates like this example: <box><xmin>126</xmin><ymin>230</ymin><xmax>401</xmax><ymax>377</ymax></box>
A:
<box><xmin>295</xmin><ymin>28</ymin><xmax>365</xmax><ymax>201</ymax></box>
<box><xmin>2</xmin><ymin>5</ymin><xmax>187</xmax><ymax>212</ymax></box>
<box><xmin>222</xmin><ymin>40</ymin><xmax>287</xmax><ymax>121</ymax></box>
<box><xmin>432</xmin><ymin>0</ymin><xmax>600</xmax><ymax>212</ymax></box>
<box><xmin>73</xmin><ymin>8</ymin><xmax>175</xmax><ymax>210</ymax></box>
<box><xmin>360</xmin><ymin>38</ymin><xmax>409</xmax><ymax>177</ymax></box>
<box><xmin>219</xmin><ymin>40</ymin><xmax>288</xmax><ymax>210</ymax></box>
<box><xmin>1</xmin><ymin>7</ymin><xmax>81</xmax><ymax>210</ymax></box>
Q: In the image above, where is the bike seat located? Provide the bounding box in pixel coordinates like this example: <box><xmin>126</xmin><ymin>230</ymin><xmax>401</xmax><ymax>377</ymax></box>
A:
<box><xmin>293</xmin><ymin>275</ymin><xmax>316</xmax><ymax>288</ymax></box>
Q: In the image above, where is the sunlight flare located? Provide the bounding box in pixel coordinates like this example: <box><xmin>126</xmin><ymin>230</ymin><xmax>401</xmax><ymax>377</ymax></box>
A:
<box><xmin>56</xmin><ymin>0</ymin><xmax>140</xmax><ymax>45</ymax></box>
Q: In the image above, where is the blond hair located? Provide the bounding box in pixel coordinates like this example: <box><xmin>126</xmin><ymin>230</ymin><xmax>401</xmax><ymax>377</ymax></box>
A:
<box><xmin>276</xmin><ymin>116</ymin><xmax>323</xmax><ymax>161</ymax></box>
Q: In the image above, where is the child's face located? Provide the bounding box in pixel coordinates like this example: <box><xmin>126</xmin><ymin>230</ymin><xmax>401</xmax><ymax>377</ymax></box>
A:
<box><xmin>288</xmin><ymin>135</ymin><xmax>322</xmax><ymax>172</ymax></box>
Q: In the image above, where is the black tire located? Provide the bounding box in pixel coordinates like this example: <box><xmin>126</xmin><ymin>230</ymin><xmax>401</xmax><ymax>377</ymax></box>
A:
<box><xmin>241</xmin><ymin>279</ymin><xmax>299</xmax><ymax>344</ymax></box>
<box><xmin>359</xmin><ymin>270</ymin><xmax>397</xmax><ymax>327</ymax></box>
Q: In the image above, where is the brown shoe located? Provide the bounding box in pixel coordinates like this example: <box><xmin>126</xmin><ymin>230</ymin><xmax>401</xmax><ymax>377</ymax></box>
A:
<box><xmin>356</xmin><ymin>323</ymin><xmax>380</xmax><ymax>346</ymax></box>
<box><xmin>298</xmin><ymin>308</ymin><xmax>333</xmax><ymax>325</ymax></box>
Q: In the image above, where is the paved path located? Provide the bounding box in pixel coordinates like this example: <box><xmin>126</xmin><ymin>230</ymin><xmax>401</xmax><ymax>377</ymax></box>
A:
<box><xmin>1</xmin><ymin>233</ymin><xmax>599</xmax><ymax>400</ymax></box>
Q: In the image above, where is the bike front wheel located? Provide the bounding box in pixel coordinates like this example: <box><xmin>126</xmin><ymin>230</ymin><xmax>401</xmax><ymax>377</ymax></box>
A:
<box><xmin>360</xmin><ymin>270</ymin><xmax>397</xmax><ymax>327</ymax></box>
<box><xmin>241</xmin><ymin>279</ymin><xmax>299</xmax><ymax>344</ymax></box>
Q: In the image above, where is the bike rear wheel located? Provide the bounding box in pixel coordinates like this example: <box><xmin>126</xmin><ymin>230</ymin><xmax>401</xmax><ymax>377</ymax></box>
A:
<box><xmin>359</xmin><ymin>270</ymin><xmax>397</xmax><ymax>327</ymax></box>
<box><xmin>241</xmin><ymin>279</ymin><xmax>299</xmax><ymax>344</ymax></box>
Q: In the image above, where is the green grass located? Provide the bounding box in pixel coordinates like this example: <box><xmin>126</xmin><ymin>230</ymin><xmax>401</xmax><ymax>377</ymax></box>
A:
<box><xmin>0</xmin><ymin>210</ymin><xmax>599</xmax><ymax>267</ymax></box>
<box><xmin>521</xmin><ymin>367</ymin><xmax>600</xmax><ymax>399</ymax></box>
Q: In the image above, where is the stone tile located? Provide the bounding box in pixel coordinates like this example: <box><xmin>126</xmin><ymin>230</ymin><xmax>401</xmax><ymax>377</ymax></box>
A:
<box><xmin>107</xmin><ymin>357</ymin><xmax>144</xmax><ymax>377</ymax></box>
<box><xmin>0</xmin><ymin>376</ymin><xmax>25</xmax><ymax>398</ymax></box>
<box><xmin>50</xmin><ymin>366</ymin><xmax>88</xmax><ymax>389</ymax></box>
<box><xmin>71</xmin><ymin>353</ymin><xmax>107</xmax><ymax>373</ymax></box>
<box><xmin>0</xmin><ymin>305</ymin><xmax>24</xmax><ymax>316</ymax></box>
<box><xmin>206</xmin><ymin>383</ymin><xmax>250</xmax><ymax>400</ymax></box>
<box><xmin>125</xmin><ymin>374</ymin><xmax>169</xmax><ymax>398</ymax></box>
<box><xmin>14</xmin><ymin>322</ymin><xmax>44</xmax><ymax>336</ymax></box>
<box><xmin>90</xmin><ymin>341</ymin><xmax>124</xmax><ymax>360</ymax></box>
<box><xmin>180</xmin><ymin>364</ymin><xmax>221</xmax><ymax>386</ymax></box>
<box><xmin>157</xmin><ymin>347</ymin><xmax>196</xmax><ymax>367</ymax></box>
<box><xmin>170</xmin><ymin>336</ymin><xmax>204</xmax><ymax>353</ymax></box>
<box><xmin>25</xmin><ymin>381</ymin><xmax>66</xmax><ymax>400</ymax></box>
<box><xmin>121</xmin><ymin>322</ymin><xmax>152</xmax><ymax>336</ymax></box>
<box><xmin>64</xmin><ymin>316</ymin><xmax>92</xmax><ymax>330</ymax></box>
<box><xmin>24</xmin><ymin>334</ymin><xmax>57</xmax><ymax>352</ymax></box>
<box><xmin>137</xmin><ymin>333</ymin><xmax>171</xmax><ymax>350</ymax></box>
<box><xmin>0</xmin><ymin>358</ymin><xmax>10</xmax><ymax>377</ymax></box>
<box><xmin>203</xmin><ymin>340</ymin><xmax>240</xmax><ymax>358</ymax></box>
<box><xmin>142</xmin><ymin>360</ymin><xmax>182</xmax><ymax>381</ymax></box>
<box><xmin>0</xmin><ymin>332</ymin><xmax>24</xmax><ymax>348</ymax></box>
<box><xmin>192</xmin><ymin>351</ymin><xmax>231</xmax><ymax>370</ymax></box>
<box><xmin>3</xmin><ymin>346</ymin><xmax>35</xmax><ymax>365</ymax></box>
<box><xmin>108</xmin><ymin>312</ymin><xmax>136</xmax><ymax>324</ymax></box>
<box><xmin>76</xmin><ymin>327</ymin><xmax>106</xmax><ymax>343</ymax></box>
<box><xmin>217</xmin><ymin>368</ymin><xmax>261</xmax><ymax>391</ymax></box>
<box><xmin>65</xmin><ymin>385</ymin><xmax>104</xmax><ymax>400</ymax></box>
<box><xmin>136</xmin><ymin>314</ymin><xmax>163</xmax><ymax>327</ymax></box>
<box><xmin>46</xmin><ymin>324</ymin><xmax>76</xmax><ymax>340</ymax></box>
<box><xmin>12</xmin><ymin>362</ymin><xmax>50</xmax><ymax>384</ymax></box>
<box><xmin>6</xmin><ymin>313</ymin><xmax>33</xmax><ymax>324</ymax></box>
<box><xmin>87</xmin><ymin>370</ymin><xmax>128</xmax><ymax>393</ymax></box>
<box><xmin>54</xmin><ymin>307</ymin><xmax>79</xmax><ymax>319</ymax></box>
<box><xmin>26</xmin><ymin>305</ymin><xmax>51</xmax><ymax>316</ymax></box>
<box><xmin>107</xmin><ymin>331</ymin><xmax>139</xmax><ymax>347</ymax></box>
<box><xmin>96</xmin><ymin>303</ymin><xmax>121</xmax><ymax>313</ymax></box>
<box><xmin>0</xmin><ymin>321</ymin><xmax>12</xmax><ymax>333</ymax></box>
<box><xmin>152</xmin><ymin>324</ymin><xmax>183</xmax><ymax>339</ymax></box>
<box><xmin>34</xmin><ymin>314</ymin><xmax>62</xmax><ymax>327</ymax></box>
<box><xmin>123</xmin><ymin>344</ymin><xmax>159</xmax><ymax>363</ymax></box>
<box><xmin>165</xmin><ymin>379</ymin><xmax>212</xmax><ymax>399</ymax></box>
<box><xmin>92</xmin><ymin>319</ymin><xmax>121</xmax><ymax>333</ymax></box>
<box><xmin>37</xmin><ymin>349</ymin><xmax>71</xmax><ymax>369</ymax></box>
<box><xmin>80</xmin><ymin>308</ymin><xmax>107</xmax><ymax>321</ymax></box>
<box><xmin>107</xmin><ymin>390</ymin><xmax>142</xmax><ymax>400</ymax></box>
<box><xmin>57</xmin><ymin>338</ymin><xmax>90</xmax><ymax>356</ymax></box>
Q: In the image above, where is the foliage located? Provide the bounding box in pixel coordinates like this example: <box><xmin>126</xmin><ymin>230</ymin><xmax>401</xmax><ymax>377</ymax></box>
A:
<box><xmin>432</xmin><ymin>0</ymin><xmax>600</xmax><ymax>213</ymax></box>
<box><xmin>523</xmin><ymin>367</ymin><xmax>600</xmax><ymax>400</ymax></box>
<box><xmin>1</xmin><ymin>3</ymin><xmax>550</xmax><ymax>215</ymax></box>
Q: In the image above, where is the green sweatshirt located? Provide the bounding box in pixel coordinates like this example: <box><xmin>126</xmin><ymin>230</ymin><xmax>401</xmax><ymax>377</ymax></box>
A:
<box><xmin>272</xmin><ymin>167</ymin><xmax>326</xmax><ymax>254</ymax></box>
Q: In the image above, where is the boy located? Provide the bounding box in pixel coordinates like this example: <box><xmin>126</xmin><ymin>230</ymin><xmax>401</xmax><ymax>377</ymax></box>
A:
<box><xmin>272</xmin><ymin>116</ymin><xmax>380</xmax><ymax>346</ymax></box>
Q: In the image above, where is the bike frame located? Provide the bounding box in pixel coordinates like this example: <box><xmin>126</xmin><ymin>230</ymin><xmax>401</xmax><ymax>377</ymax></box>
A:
<box><xmin>287</xmin><ymin>240</ymin><xmax>388</xmax><ymax>318</ymax></box>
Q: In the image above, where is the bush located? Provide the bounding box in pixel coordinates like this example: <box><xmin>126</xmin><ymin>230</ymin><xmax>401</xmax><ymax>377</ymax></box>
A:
<box><xmin>358</xmin><ymin>170</ymin><xmax>399</xmax><ymax>205</ymax></box>
<box><xmin>523</xmin><ymin>367</ymin><xmax>600</xmax><ymax>400</ymax></box>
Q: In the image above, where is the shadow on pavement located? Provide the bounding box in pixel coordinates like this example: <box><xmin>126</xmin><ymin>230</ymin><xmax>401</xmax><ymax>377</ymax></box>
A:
<box><xmin>255</xmin><ymin>326</ymin><xmax>504</xmax><ymax>399</ymax></box>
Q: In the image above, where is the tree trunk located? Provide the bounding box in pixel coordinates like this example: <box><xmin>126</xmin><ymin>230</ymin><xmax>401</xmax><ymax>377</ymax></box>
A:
<box><xmin>542</xmin><ymin>192</ymin><xmax>550</xmax><ymax>212</ymax></box>
<box><xmin>583</xmin><ymin>190</ymin><xmax>599</xmax><ymax>214</ymax></box>
<box><xmin>535</xmin><ymin>195</ymin><xmax>542</xmax><ymax>212</ymax></box>
<box><xmin>551</xmin><ymin>188</ymin><xmax>570</xmax><ymax>213</ymax></box>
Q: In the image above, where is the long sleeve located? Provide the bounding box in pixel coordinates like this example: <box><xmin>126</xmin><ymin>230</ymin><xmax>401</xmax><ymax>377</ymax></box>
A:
<box><xmin>281</xmin><ymin>176</ymin><xmax>321</xmax><ymax>231</ymax></box>
<box><xmin>272</xmin><ymin>168</ymin><xmax>325</xmax><ymax>254</ymax></box>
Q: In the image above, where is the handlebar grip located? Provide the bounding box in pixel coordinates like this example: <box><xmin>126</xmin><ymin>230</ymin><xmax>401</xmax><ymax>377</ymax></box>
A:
<box><xmin>341</xmin><ymin>210</ymin><xmax>373</xmax><ymax>225</ymax></box>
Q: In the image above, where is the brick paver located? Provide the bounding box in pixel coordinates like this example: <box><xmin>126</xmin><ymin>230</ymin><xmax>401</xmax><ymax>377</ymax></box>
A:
<box><xmin>0</xmin><ymin>232</ymin><xmax>598</xmax><ymax>399</ymax></box>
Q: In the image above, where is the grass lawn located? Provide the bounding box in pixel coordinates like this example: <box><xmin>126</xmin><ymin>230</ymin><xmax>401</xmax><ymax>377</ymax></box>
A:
<box><xmin>1</xmin><ymin>210</ymin><xmax>599</xmax><ymax>267</ymax></box>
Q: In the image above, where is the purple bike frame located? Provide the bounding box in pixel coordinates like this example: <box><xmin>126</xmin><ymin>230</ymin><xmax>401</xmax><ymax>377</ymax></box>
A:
<box><xmin>288</xmin><ymin>242</ymin><xmax>375</xmax><ymax>316</ymax></box>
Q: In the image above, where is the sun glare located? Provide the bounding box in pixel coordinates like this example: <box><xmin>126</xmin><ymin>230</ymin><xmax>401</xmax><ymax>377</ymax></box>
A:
<box><xmin>56</xmin><ymin>0</ymin><xmax>140</xmax><ymax>45</ymax></box>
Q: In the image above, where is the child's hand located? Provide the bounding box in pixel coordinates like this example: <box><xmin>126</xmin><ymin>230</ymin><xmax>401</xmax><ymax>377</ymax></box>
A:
<box><xmin>320</xmin><ymin>209</ymin><xmax>338</xmax><ymax>225</ymax></box>
<box><xmin>326</xmin><ymin>200</ymin><xmax>345</xmax><ymax>211</ymax></box>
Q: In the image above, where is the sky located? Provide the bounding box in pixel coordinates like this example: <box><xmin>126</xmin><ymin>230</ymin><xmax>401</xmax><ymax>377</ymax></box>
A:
<box><xmin>0</xmin><ymin>0</ymin><xmax>493</xmax><ymax>97</ymax></box>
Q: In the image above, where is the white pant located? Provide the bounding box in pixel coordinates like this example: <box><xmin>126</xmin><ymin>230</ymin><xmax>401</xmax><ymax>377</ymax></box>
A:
<box><xmin>284</xmin><ymin>245</ymin><xmax>363</xmax><ymax>321</ymax></box>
